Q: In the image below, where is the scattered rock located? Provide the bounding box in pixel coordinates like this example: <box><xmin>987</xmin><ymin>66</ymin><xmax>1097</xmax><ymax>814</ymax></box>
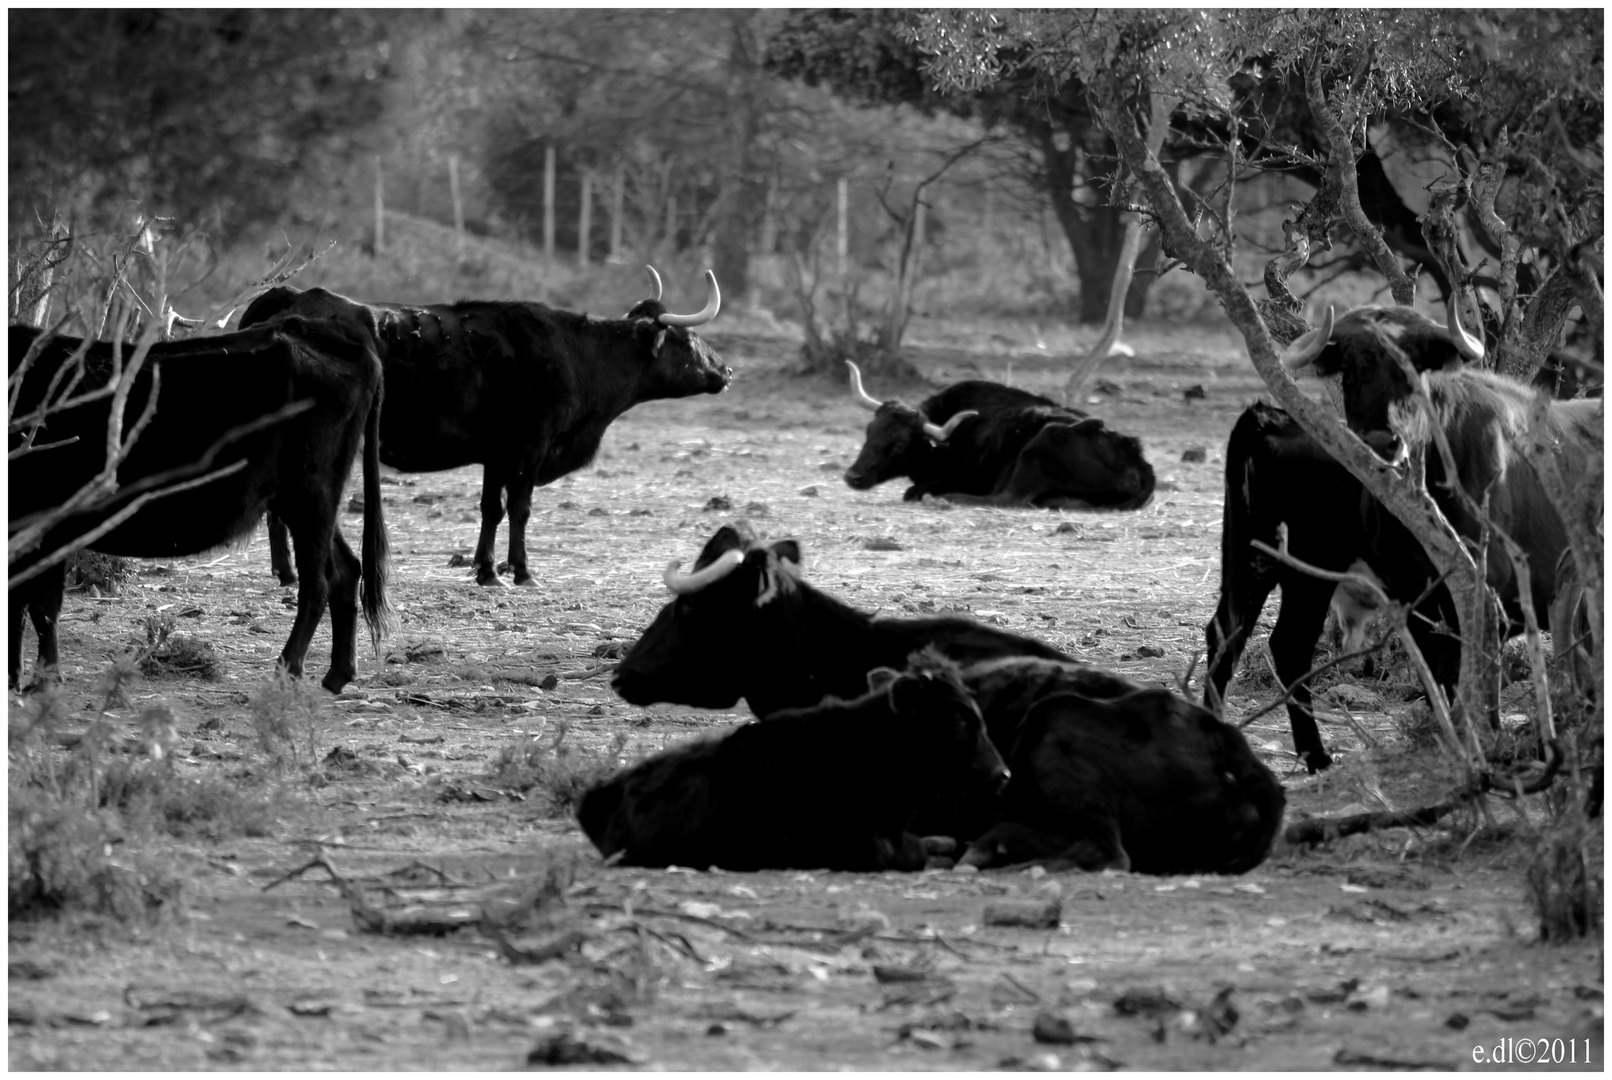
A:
<box><xmin>1053</xmin><ymin>522</ymin><xmax>1082</xmax><ymax>535</ymax></box>
<box><xmin>411</xmin><ymin>493</ymin><xmax>442</xmax><ymax>505</ymax></box>
<box><xmin>588</xmin><ymin>507</ymin><xmax>609</xmax><ymax>517</ymax></box>
<box><xmin>1095</xmin><ymin>378</ymin><xmax>1123</xmax><ymax>395</ymax></box>
<box><xmin>1180</xmin><ymin>447</ymin><xmax>1207</xmax><ymax>463</ymax></box>
<box><xmin>1031</xmin><ymin>1011</ymin><xmax>1079</xmax><ymax>1045</ymax></box>
<box><xmin>629</xmin><ymin>508</ymin><xmax>653</xmax><ymax>516</ymax></box>
<box><xmin>982</xmin><ymin>898</ymin><xmax>1061</xmax><ymax>929</ymax></box>
<box><xmin>539</xmin><ymin>673</ymin><xmax>559</xmax><ymax>691</ymax></box>
<box><xmin>346</xmin><ymin>496</ymin><xmax>364</xmax><ymax>512</ymax></box>
<box><xmin>703</xmin><ymin>496</ymin><xmax>733</xmax><ymax>512</ymax></box>
<box><xmin>863</xmin><ymin>537</ymin><xmax>904</xmax><ymax>552</ymax></box>
<box><xmin>446</xmin><ymin>553</ymin><xmax>468</xmax><ymax>567</ymax></box>
<box><xmin>799</xmin><ymin>485</ymin><xmax>820</xmax><ymax>497</ymax></box>
<box><xmin>557</xmin><ymin>501</ymin><xmax>581</xmax><ymax>510</ymax></box>
<box><xmin>525</xmin><ymin>1028</ymin><xmax>642</xmax><ymax>1066</ymax></box>
<box><xmin>1183</xmin><ymin>384</ymin><xmax>1207</xmax><ymax>401</ymax></box>
<box><xmin>743</xmin><ymin>501</ymin><xmax>769</xmax><ymax>516</ymax></box>
<box><xmin>1135</xmin><ymin>644</ymin><xmax>1166</xmax><ymax>658</ymax></box>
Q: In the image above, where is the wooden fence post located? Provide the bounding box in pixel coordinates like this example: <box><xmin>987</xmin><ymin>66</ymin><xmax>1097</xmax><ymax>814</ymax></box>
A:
<box><xmin>544</xmin><ymin>145</ymin><xmax>556</xmax><ymax>261</ymax></box>
<box><xmin>374</xmin><ymin>156</ymin><xmax>385</xmax><ymax>254</ymax></box>
<box><xmin>610</xmin><ymin>163</ymin><xmax>625</xmax><ymax>263</ymax></box>
<box><xmin>578</xmin><ymin>171</ymin><xmax>593</xmax><ymax>267</ymax></box>
<box><xmin>448</xmin><ymin>154</ymin><xmax>465</xmax><ymax>259</ymax></box>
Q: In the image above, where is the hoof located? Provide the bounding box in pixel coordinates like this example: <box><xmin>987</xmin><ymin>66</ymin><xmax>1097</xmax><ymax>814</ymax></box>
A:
<box><xmin>512</xmin><ymin>575</ymin><xmax>537</xmax><ymax>587</ymax></box>
<box><xmin>475</xmin><ymin>573</ymin><xmax>509</xmax><ymax>588</ymax></box>
<box><xmin>277</xmin><ymin>574</ymin><xmax>299</xmax><ymax>587</ymax></box>
<box><xmin>321</xmin><ymin>669</ymin><xmax>354</xmax><ymax>694</ymax></box>
<box><xmin>1305</xmin><ymin>751</ymin><xmax>1336</xmax><ymax>774</ymax></box>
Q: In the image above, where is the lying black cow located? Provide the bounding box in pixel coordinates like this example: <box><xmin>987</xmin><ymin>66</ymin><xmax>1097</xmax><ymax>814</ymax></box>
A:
<box><xmin>10</xmin><ymin>319</ymin><xmax>390</xmax><ymax>692</ymax></box>
<box><xmin>614</xmin><ymin>525</ymin><xmax>1285</xmax><ymax>875</ymax></box>
<box><xmin>1203</xmin><ymin>402</ymin><xmax>1434</xmax><ymax>773</ymax></box>
<box><xmin>954</xmin><ymin>656</ymin><xmax>1284</xmax><ymax>873</ymax></box>
<box><xmin>613</xmin><ymin>523</ymin><xmax>1073</xmax><ymax>716</ymax></box>
<box><xmin>579</xmin><ymin>655</ymin><xmax>1010</xmax><ymax>871</ymax></box>
<box><xmin>241</xmin><ymin>267</ymin><xmax>731</xmax><ymax>587</ymax></box>
<box><xmin>1285</xmin><ymin>298</ymin><xmax>1602</xmax><ymax>685</ymax></box>
<box><xmin>842</xmin><ymin>362</ymin><xmax>1155</xmax><ymax>509</ymax></box>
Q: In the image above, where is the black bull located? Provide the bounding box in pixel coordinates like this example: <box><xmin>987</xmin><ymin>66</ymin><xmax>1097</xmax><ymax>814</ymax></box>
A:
<box><xmin>1278</xmin><ymin>299</ymin><xmax>1600</xmax><ymax>708</ymax></box>
<box><xmin>1202</xmin><ymin>402</ymin><xmax>1461</xmax><ymax>774</ymax></box>
<box><xmin>841</xmin><ymin>362</ymin><xmax>1156</xmax><ymax>510</ymax></box>
<box><xmin>9</xmin><ymin>319</ymin><xmax>390</xmax><ymax>692</ymax></box>
<box><xmin>240</xmin><ymin>269</ymin><xmax>731</xmax><ymax>587</ymax></box>
<box><xmin>578</xmin><ymin>659</ymin><xmax>1010</xmax><ymax>872</ymax></box>
<box><xmin>612</xmin><ymin>525</ymin><xmax>1285</xmax><ymax>874</ymax></box>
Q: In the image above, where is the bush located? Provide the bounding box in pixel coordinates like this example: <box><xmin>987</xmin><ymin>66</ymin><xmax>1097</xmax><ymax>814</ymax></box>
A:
<box><xmin>492</xmin><ymin>724</ymin><xmax>631</xmax><ymax>817</ymax></box>
<box><xmin>248</xmin><ymin>669</ymin><xmax>325</xmax><ymax>768</ymax></box>
<box><xmin>1524</xmin><ymin>811</ymin><xmax>1603</xmax><ymax>942</ymax></box>
<box><xmin>8</xmin><ymin>787</ymin><xmax>182</xmax><ymax>924</ymax></box>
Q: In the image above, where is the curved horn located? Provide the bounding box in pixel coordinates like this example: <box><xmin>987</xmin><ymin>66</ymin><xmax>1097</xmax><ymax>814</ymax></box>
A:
<box><xmin>1282</xmin><ymin>305</ymin><xmax>1335</xmax><ymax>374</ymax></box>
<box><xmin>644</xmin><ymin>265</ymin><xmax>664</xmax><ymax>302</ymax></box>
<box><xmin>1440</xmin><ymin>292</ymin><xmax>1485</xmax><ymax>363</ymax></box>
<box><xmin>845</xmin><ymin>360</ymin><xmax>882</xmax><ymax>412</ymax></box>
<box><xmin>657</xmin><ymin>269</ymin><xmax>720</xmax><ymax>328</ymax></box>
<box><xmin>663</xmin><ymin>549</ymin><xmax>745</xmax><ymax>595</ymax></box>
<box><xmin>923</xmin><ymin>410</ymin><xmax>978</xmax><ymax>442</ymax></box>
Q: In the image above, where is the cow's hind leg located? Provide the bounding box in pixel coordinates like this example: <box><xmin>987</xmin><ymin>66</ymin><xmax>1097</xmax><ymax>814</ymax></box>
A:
<box><xmin>278</xmin><ymin>515</ymin><xmax>335</xmax><ymax>683</ymax></box>
<box><xmin>504</xmin><ymin>473</ymin><xmax>537</xmax><ymax>587</ymax></box>
<box><xmin>960</xmin><ymin>818</ymin><xmax>1130</xmax><ymax>873</ymax></box>
<box><xmin>267</xmin><ymin>511</ymin><xmax>297</xmax><ymax>586</ymax></box>
<box><xmin>320</xmin><ymin>531</ymin><xmax>362</xmax><ymax>693</ymax></box>
<box><xmin>471</xmin><ymin>466</ymin><xmax>508</xmax><ymax>587</ymax></box>
<box><xmin>10</xmin><ymin>562</ymin><xmax>65</xmax><ymax>690</ymax></box>
<box><xmin>1268</xmin><ymin>577</ymin><xmax>1336</xmax><ymax>772</ymax></box>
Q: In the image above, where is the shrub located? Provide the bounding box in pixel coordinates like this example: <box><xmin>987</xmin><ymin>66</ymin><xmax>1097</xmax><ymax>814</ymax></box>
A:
<box><xmin>492</xmin><ymin>724</ymin><xmax>630</xmax><ymax>817</ymax></box>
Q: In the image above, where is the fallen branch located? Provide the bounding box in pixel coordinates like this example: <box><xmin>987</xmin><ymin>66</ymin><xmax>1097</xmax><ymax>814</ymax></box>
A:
<box><xmin>1285</xmin><ymin>740</ymin><xmax>1563</xmax><ymax>847</ymax></box>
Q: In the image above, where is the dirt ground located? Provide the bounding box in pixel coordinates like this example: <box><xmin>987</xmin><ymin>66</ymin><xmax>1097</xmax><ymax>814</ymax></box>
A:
<box><xmin>8</xmin><ymin>318</ymin><xmax>1604</xmax><ymax>1070</ymax></box>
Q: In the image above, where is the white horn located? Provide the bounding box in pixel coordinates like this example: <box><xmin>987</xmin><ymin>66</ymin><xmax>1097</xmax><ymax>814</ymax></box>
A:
<box><xmin>657</xmin><ymin>269</ymin><xmax>721</xmax><ymax>328</ymax></box>
<box><xmin>1441</xmin><ymin>292</ymin><xmax>1485</xmax><ymax>363</ymax></box>
<box><xmin>663</xmin><ymin>549</ymin><xmax>745</xmax><ymax>595</ymax></box>
<box><xmin>644</xmin><ymin>265</ymin><xmax>663</xmax><ymax>302</ymax></box>
<box><xmin>1282</xmin><ymin>305</ymin><xmax>1335</xmax><ymax>374</ymax></box>
<box><xmin>845</xmin><ymin>360</ymin><xmax>883</xmax><ymax>411</ymax></box>
<box><xmin>923</xmin><ymin>410</ymin><xmax>978</xmax><ymax>442</ymax></box>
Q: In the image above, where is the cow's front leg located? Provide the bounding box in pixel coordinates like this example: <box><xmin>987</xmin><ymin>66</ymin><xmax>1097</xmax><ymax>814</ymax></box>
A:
<box><xmin>505</xmin><ymin>474</ymin><xmax>537</xmax><ymax>587</ymax></box>
<box><xmin>471</xmin><ymin>466</ymin><xmax>507</xmax><ymax>587</ymax></box>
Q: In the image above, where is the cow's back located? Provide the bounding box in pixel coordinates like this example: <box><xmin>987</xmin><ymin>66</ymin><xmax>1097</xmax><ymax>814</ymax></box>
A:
<box><xmin>9</xmin><ymin>321</ymin><xmax>378</xmax><ymax>559</ymax></box>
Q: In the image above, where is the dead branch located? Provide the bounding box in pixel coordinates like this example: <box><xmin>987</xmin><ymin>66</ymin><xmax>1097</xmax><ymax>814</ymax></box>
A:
<box><xmin>1285</xmin><ymin>740</ymin><xmax>1564</xmax><ymax>847</ymax></box>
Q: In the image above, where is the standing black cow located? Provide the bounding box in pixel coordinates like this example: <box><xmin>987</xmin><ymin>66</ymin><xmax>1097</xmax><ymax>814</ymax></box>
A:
<box><xmin>613</xmin><ymin>525</ymin><xmax>1285</xmax><ymax>875</ymax></box>
<box><xmin>1284</xmin><ymin>299</ymin><xmax>1602</xmax><ymax>674</ymax></box>
<box><xmin>9</xmin><ymin>318</ymin><xmax>390</xmax><ymax>692</ymax></box>
<box><xmin>579</xmin><ymin>655</ymin><xmax>1010</xmax><ymax>872</ymax></box>
<box><xmin>1203</xmin><ymin>403</ymin><xmax>1406</xmax><ymax>773</ymax></box>
<box><xmin>842</xmin><ymin>362</ymin><xmax>1156</xmax><ymax>509</ymax></box>
<box><xmin>240</xmin><ymin>267</ymin><xmax>731</xmax><ymax>587</ymax></box>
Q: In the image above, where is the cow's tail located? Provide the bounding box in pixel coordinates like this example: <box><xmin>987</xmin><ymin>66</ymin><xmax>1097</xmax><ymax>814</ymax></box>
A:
<box><xmin>359</xmin><ymin>381</ymin><xmax>394</xmax><ymax>648</ymax></box>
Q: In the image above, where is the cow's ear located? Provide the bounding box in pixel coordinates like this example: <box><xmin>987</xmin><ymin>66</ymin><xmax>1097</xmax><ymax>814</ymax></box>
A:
<box><xmin>769</xmin><ymin>540</ymin><xmax>802</xmax><ymax>571</ymax></box>
<box><xmin>1071</xmin><ymin>417</ymin><xmax>1103</xmax><ymax>433</ymax></box>
<box><xmin>866</xmin><ymin>667</ymin><xmax>902</xmax><ymax>695</ymax></box>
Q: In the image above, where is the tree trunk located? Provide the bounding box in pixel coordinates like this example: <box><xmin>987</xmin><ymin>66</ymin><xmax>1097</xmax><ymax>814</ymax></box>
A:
<box><xmin>1033</xmin><ymin>123</ymin><xmax>1156</xmax><ymax>324</ymax></box>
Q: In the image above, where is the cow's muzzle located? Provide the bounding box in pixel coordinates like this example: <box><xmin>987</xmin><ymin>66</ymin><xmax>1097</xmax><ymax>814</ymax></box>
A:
<box><xmin>843</xmin><ymin>467</ymin><xmax>873</xmax><ymax>490</ymax></box>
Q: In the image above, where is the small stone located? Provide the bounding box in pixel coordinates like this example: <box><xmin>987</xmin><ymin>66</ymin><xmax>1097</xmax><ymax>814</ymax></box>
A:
<box><xmin>1032</xmin><ymin>1011</ymin><xmax>1079</xmax><ymax>1045</ymax></box>
<box><xmin>1136</xmin><ymin>644</ymin><xmax>1166</xmax><ymax>658</ymax></box>
<box><xmin>1180</xmin><ymin>447</ymin><xmax>1207</xmax><ymax>463</ymax></box>
<box><xmin>798</xmin><ymin>486</ymin><xmax>820</xmax><ymax>497</ymax></box>
<box><xmin>1183</xmin><ymin>384</ymin><xmax>1207</xmax><ymax>401</ymax></box>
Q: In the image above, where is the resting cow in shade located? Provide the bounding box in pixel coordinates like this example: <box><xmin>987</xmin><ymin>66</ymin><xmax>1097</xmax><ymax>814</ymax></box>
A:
<box><xmin>10</xmin><ymin>319</ymin><xmax>390</xmax><ymax>692</ymax></box>
<box><xmin>1283</xmin><ymin>296</ymin><xmax>1602</xmax><ymax>690</ymax></box>
<box><xmin>578</xmin><ymin>654</ymin><xmax>1010</xmax><ymax>872</ymax></box>
<box><xmin>842</xmin><ymin>362</ymin><xmax>1155</xmax><ymax>510</ymax></box>
<box><xmin>613</xmin><ymin>525</ymin><xmax>1285</xmax><ymax>875</ymax></box>
<box><xmin>242</xmin><ymin>267</ymin><xmax>731</xmax><ymax>587</ymax></box>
